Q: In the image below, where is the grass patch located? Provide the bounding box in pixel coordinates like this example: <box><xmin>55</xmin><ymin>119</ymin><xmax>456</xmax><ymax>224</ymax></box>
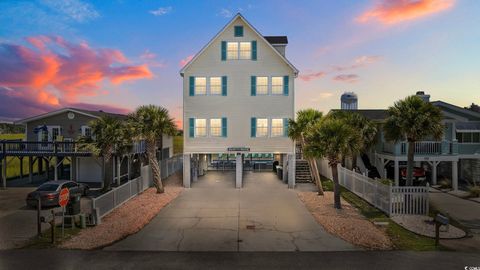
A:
<box><xmin>173</xmin><ymin>135</ymin><xmax>183</xmax><ymax>154</ymax></box>
<box><xmin>22</xmin><ymin>226</ymin><xmax>82</xmax><ymax>249</ymax></box>
<box><xmin>320</xmin><ymin>177</ymin><xmax>445</xmax><ymax>251</ymax></box>
<box><xmin>0</xmin><ymin>134</ymin><xmax>24</xmax><ymax>140</ymax></box>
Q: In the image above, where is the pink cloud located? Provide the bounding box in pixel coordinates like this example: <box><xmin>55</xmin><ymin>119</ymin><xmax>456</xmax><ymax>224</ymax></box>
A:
<box><xmin>179</xmin><ymin>55</ymin><xmax>194</xmax><ymax>67</ymax></box>
<box><xmin>357</xmin><ymin>0</ymin><xmax>455</xmax><ymax>25</ymax></box>
<box><xmin>333</xmin><ymin>74</ymin><xmax>359</xmax><ymax>83</ymax></box>
<box><xmin>0</xmin><ymin>36</ymin><xmax>152</xmax><ymax>119</ymax></box>
<box><xmin>332</xmin><ymin>55</ymin><xmax>382</xmax><ymax>71</ymax></box>
<box><xmin>299</xmin><ymin>71</ymin><xmax>327</xmax><ymax>82</ymax></box>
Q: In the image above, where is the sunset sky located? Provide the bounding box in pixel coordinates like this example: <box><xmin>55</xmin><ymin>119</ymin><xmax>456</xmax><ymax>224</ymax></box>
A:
<box><xmin>1</xmin><ymin>0</ymin><xmax>479</xmax><ymax>127</ymax></box>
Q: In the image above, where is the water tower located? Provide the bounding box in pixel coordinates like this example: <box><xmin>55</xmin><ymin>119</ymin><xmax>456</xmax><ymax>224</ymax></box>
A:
<box><xmin>341</xmin><ymin>92</ymin><xmax>358</xmax><ymax>110</ymax></box>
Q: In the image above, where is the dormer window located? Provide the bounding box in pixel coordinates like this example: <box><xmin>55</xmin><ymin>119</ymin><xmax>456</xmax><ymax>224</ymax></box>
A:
<box><xmin>234</xmin><ymin>26</ymin><xmax>244</xmax><ymax>37</ymax></box>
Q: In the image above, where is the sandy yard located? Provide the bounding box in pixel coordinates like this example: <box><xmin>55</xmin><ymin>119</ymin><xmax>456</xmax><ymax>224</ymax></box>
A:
<box><xmin>297</xmin><ymin>191</ymin><xmax>393</xmax><ymax>250</ymax></box>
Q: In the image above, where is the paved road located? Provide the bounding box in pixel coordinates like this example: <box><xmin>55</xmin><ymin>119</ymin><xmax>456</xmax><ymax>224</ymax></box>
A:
<box><xmin>429</xmin><ymin>188</ymin><xmax>480</xmax><ymax>252</ymax></box>
<box><xmin>430</xmin><ymin>189</ymin><xmax>480</xmax><ymax>232</ymax></box>
<box><xmin>1</xmin><ymin>250</ymin><xmax>479</xmax><ymax>270</ymax></box>
<box><xmin>106</xmin><ymin>171</ymin><xmax>355</xmax><ymax>251</ymax></box>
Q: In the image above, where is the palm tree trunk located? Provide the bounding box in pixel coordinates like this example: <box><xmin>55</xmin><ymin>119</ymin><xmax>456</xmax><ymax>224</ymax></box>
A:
<box><xmin>407</xmin><ymin>141</ymin><xmax>415</xmax><ymax>186</ymax></box>
<box><xmin>352</xmin><ymin>155</ymin><xmax>357</xmax><ymax>170</ymax></box>
<box><xmin>147</xmin><ymin>139</ymin><xmax>164</xmax><ymax>193</ymax></box>
<box><xmin>330</xmin><ymin>161</ymin><xmax>342</xmax><ymax>209</ymax></box>
<box><xmin>300</xmin><ymin>135</ymin><xmax>324</xmax><ymax>195</ymax></box>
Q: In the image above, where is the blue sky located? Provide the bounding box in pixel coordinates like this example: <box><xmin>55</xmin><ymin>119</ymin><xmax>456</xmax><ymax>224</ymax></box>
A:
<box><xmin>0</xmin><ymin>0</ymin><xmax>479</xmax><ymax>125</ymax></box>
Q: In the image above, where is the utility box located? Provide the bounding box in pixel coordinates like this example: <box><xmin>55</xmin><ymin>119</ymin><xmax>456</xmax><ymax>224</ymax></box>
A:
<box><xmin>66</xmin><ymin>195</ymin><xmax>81</xmax><ymax>215</ymax></box>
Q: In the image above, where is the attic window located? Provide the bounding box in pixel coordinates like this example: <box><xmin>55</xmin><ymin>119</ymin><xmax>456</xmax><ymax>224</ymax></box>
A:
<box><xmin>234</xmin><ymin>26</ymin><xmax>243</xmax><ymax>37</ymax></box>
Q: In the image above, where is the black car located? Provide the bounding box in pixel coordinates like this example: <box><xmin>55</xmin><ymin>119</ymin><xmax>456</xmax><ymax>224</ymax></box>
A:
<box><xmin>26</xmin><ymin>180</ymin><xmax>89</xmax><ymax>208</ymax></box>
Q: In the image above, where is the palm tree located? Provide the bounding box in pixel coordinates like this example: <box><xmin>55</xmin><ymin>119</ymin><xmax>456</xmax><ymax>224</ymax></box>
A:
<box><xmin>328</xmin><ymin>110</ymin><xmax>377</xmax><ymax>169</ymax></box>
<box><xmin>129</xmin><ymin>105</ymin><xmax>176</xmax><ymax>193</ymax></box>
<box><xmin>78</xmin><ymin>116</ymin><xmax>130</xmax><ymax>190</ymax></box>
<box><xmin>288</xmin><ymin>109</ymin><xmax>324</xmax><ymax>194</ymax></box>
<box><xmin>383</xmin><ymin>95</ymin><xmax>443</xmax><ymax>186</ymax></box>
<box><xmin>303</xmin><ymin>117</ymin><xmax>362</xmax><ymax>209</ymax></box>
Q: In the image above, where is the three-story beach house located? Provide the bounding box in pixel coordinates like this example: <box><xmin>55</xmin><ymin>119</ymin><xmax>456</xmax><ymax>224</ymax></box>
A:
<box><xmin>180</xmin><ymin>14</ymin><xmax>298</xmax><ymax>188</ymax></box>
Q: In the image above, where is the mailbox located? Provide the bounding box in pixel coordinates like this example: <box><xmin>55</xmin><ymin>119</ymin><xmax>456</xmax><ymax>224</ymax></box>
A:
<box><xmin>435</xmin><ymin>214</ymin><xmax>449</xmax><ymax>225</ymax></box>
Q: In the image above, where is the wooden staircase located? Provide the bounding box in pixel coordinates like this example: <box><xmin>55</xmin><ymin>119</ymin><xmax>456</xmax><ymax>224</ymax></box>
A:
<box><xmin>295</xmin><ymin>143</ymin><xmax>313</xmax><ymax>183</ymax></box>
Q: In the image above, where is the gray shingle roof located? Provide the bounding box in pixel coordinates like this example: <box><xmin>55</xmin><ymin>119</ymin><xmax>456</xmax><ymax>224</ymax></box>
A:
<box><xmin>264</xmin><ymin>36</ymin><xmax>288</xmax><ymax>44</ymax></box>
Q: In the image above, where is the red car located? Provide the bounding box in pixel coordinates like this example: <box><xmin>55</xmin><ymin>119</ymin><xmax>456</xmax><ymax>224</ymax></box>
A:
<box><xmin>400</xmin><ymin>167</ymin><xmax>426</xmax><ymax>181</ymax></box>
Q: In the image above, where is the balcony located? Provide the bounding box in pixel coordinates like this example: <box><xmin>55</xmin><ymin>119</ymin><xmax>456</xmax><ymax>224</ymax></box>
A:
<box><xmin>382</xmin><ymin>141</ymin><xmax>456</xmax><ymax>156</ymax></box>
<box><xmin>1</xmin><ymin>140</ymin><xmax>146</xmax><ymax>158</ymax></box>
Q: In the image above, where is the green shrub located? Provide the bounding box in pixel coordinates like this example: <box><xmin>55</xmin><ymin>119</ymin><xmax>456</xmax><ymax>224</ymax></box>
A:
<box><xmin>379</xmin><ymin>179</ymin><xmax>393</xmax><ymax>185</ymax></box>
<box><xmin>438</xmin><ymin>178</ymin><xmax>451</xmax><ymax>189</ymax></box>
<box><xmin>469</xmin><ymin>186</ymin><xmax>480</xmax><ymax>198</ymax></box>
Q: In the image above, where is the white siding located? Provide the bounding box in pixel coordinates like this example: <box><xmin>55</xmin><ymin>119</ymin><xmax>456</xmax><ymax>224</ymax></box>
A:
<box><xmin>183</xmin><ymin>17</ymin><xmax>295</xmax><ymax>154</ymax></box>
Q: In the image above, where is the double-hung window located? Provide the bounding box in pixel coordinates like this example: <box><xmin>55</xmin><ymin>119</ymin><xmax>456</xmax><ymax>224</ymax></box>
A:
<box><xmin>195</xmin><ymin>119</ymin><xmax>207</xmax><ymax>137</ymax></box>
<box><xmin>271</xmin><ymin>77</ymin><xmax>284</xmax><ymax>95</ymax></box>
<box><xmin>81</xmin><ymin>126</ymin><xmax>92</xmax><ymax>138</ymax></box>
<box><xmin>256</xmin><ymin>77</ymin><xmax>268</xmax><ymax>95</ymax></box>
<box><xmin>256</xmin><ymin>118</ymin><xmax>268</xmax><ymax>137</ymax></box>
<box><xmin>227</xmin><ymin>42</ymin><xmax>239</xmax><ymax>60</ymax></box>
<box><xmin>209</xmin><ymin>77</ymin><xmax>222</xmax><ymax>95</ymax></box>
<box><xmin>210</xmin><ymin>118</ymin><xmax>222</xmax><ymax>137</ymax></box>
<box><xmin>271</xmin><ymin>119</ymin><xmax>284</xmax><ymax>137</ymax></box>
<box><xmin>239</xmin><ymin>42</ymin><xmax>252</xmax><ymax>60</ymax></box>
<box><xmin>194</xmin><ymin>77</ymin><xmax>207</xmax><ymax>95</ymax></box>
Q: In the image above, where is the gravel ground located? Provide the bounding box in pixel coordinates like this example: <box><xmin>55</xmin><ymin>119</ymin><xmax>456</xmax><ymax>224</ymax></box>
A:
<box><xmin>60</xmin><ymin>173</ymin><xmax>183</xmax><ymax>250</ymax></box>
<box><xmin>297</xmin><ymin>191</ymin><xmax>393</xmax><ymax>250</ymax></box>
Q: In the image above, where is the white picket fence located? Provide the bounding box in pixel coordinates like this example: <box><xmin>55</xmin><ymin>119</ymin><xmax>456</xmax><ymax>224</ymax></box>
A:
<box><xmin>336</xmin><ymin>165</ymin><xmax>429</xmax><ymax>216</ymax></box>
<box><xmin>91</xmin><ymin>155</ymin><xmax>183</xmax><ymax>220</ymax></box>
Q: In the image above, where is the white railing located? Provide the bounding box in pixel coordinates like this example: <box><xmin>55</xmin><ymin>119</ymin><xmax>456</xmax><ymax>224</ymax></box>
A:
<box><xmin>401</xmin><ymin>141</ymin><xmax>442</xmax><ymax>155</ymax></box>
<box><xmin>91</xmin><ymin>155</ymin><xmax>183</xmax><ymax>220</ymax></box>
<box><xmin>338</xmin><ymin>166</ymin><xmax>429</xmax><ymax>216</ymax></box>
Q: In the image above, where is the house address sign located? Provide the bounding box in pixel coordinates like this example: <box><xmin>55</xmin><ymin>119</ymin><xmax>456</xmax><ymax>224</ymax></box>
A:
<box><xmin>227</xmin><ymin>147</ymin><xmax>250</xmax><ymax>152</ymax></box>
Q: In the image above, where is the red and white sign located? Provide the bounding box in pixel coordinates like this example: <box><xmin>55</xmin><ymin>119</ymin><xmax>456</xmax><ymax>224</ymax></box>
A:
<box><xmin>59</xmin><ymin>188</ymin><xmax>70</xmax><ymax>207</ymax></box>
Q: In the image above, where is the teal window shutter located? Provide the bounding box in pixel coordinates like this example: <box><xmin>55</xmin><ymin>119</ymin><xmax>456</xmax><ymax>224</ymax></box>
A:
<box><xmin>189</xmin><ymin>118</ymin><xmax>195</xmax><ymax>138</ymax></box>
<box><xmin>234</xmin><ymin>26</ymin><xmax>243</xmax><ymax>37</ymax></box>
<box><xmin>251</xmin><ymin>76</ymin><xmax>256</xmax><ymax>96</ymax></box>
<box><xmin>222</xmin><ymin>76</ymin><xmax>227</xmax><ymax>96</ymax></box>
<box><xmin>283</xmin><ymin>118</ymin><xmax>289</xmax><ymax>137</ymax></box>
<box><xmin>251</xmin><ymin>41</ymin><xmax>257</xmax><ymax>60</ymax></box>
<box><xmin>251</xmin><ymin>117</ymin><xmax>256</xmax><ymax>137</ymax></box>
<box><xmin>283</xmin><ymin>75</ymin><xmax>289</xmax><ymax>96</ymax></box>
<box><xmin>221</xmin><ymin>41</ymin><xmax>226</xmax><ymax>61</ymax></box>
<box><xmin>222</xmin><ymin>117</ymin><xmax>227</xmax><ymax>137</ymax></box>
<box><xmin>189</xmin><ymin>76</ymin><xmax>195</xmax><ymax>96</ymax></box>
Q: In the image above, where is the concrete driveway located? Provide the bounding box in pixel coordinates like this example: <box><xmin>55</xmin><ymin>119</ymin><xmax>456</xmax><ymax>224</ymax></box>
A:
<box><xmin>106</xmin><ymin>171</ymin><xmax>355</xmax><ymax>251</ymax></box>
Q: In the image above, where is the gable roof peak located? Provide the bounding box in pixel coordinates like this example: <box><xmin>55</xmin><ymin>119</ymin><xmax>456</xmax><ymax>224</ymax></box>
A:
<box><xmin>179</xmin><ymin>14</ymin><xmax>298</xmax><ymax>76</ymax></box>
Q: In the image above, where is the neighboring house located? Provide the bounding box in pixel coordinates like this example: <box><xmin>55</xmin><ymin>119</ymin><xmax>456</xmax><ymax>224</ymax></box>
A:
<box><xmin>180</xmin><ymin>13</ymin><xmax>298</xmax><ymax>188</ymax></box>
<box><xmin>3</xmin><ymin>108</ymin><xmax>173</xmax><ymax>187</ymax></box>
<box><xmin>350</xmin><ymin>92</ymin><xmax>480</xmax><ymax>190</ymax></box>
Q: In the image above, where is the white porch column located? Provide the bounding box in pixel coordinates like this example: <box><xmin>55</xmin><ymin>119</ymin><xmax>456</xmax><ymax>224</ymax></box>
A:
<box><xmin>235</xmin><ymin>154</ymin><xmax>243</xmax><ymax>189</ymax></box>
<box><xmin>288</xmin><ymin>154</ymin><xmax>296</xmax><ymax>189</ymax></box>
<box><xmin>192</xmin><ymin>155</ymin><xmax>198</xmax><ymax>182</ymax></box>
<box><xmin>116</xmin><ymin>157</ymin><xmax>121</xmax><ymax>185</ymax></box>
<box><xmin>394</xmin><ymin>159</ymin><xmax>399</xmax><ymax>186</ymax></box>
<box><xmin>432</xmin><ymin>161</ymin><xmax>438</xmax><ymax>185</ymax></box>
<box><xmin>452</xmin><ymin>161</ymin><xmax>458</xmax><ymax>191</ymax></box>
<box><xmin>183</xmin><ymin>154</ymin><xmax>191</xmax><ymax>188</ymax></box>
<box><xmin>54</xmin><ymin>157</ymin><xmax>58</xmax><ymax>181</ymax></box>
<box><xmin>282</xmin><ymin>154</ymin><xmax>288</xmax><ymax>183</ymax></box>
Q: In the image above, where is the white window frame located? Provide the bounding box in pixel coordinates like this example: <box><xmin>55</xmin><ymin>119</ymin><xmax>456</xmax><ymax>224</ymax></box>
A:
<box><xmin>256</xmin><ymin>76</ymin><xmax>269</xmax><ymax>95</ymax></box>
<box><xmin>226</xmin><ymin>42</ymin><xmax>239</xmax><ymax>60</ymax></box>
<box><xmin>271</xmin><ymin>76</ymin><xmax>284</xmax><ymax>95</ymax></box>
<box><xmin>209</xmin><ymin>77</ymin><xmax>222</xmax><ymax>95</ymax></box>
<box><xmin>271</xmin><ymin>118</ymin><xmax>284</xmax><ymax>137</ymax></box>
<box><xmin>195</xmin><ymin>118</ymin><xmax>207</xmax><ymax>137</ymax></box>
<box><xmin>81</xmin><ymin>125</ymin><xmax>93</xmax><ymax>138</ymax></box>
<box><xmin>239</xmin><ymin>42</ymin><xmax>252</xmax><ymax>60</ymax></box>
<box><xmin>209</xmin><ymin>118</ymin><xmax>222</xmax><ymax>137</ymax></box>
<box><xmin>194</xmin><ymin>77</ymin><xmax>207</xmax><ymax>95</ymax></box>
<box><xmin>256</xmin><ymin>118</ymin><xmax>269</xmax><ymax>138</ymax></box>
